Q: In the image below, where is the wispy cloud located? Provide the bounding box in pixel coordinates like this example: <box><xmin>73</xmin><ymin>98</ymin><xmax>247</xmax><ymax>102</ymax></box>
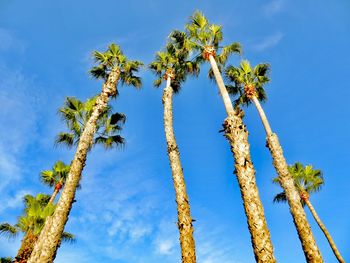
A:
<box><xmin>251</xmin><ymin>32</ymin><xmax>284</xmax><ymax>52</ymax></box>
<box><xmin>153</xmin><ymin>219</ymin><xmax>179</xmax><ymax>256</ymax></box>
<box><xmin>0</xmin><ymin>189</ymin><xmax>32</xmax><ymax>213</ymax></box>
<box><xmin>263</xmin><ymin>0</ymin><xmax>286</xmax><ymax>16</ymax></box>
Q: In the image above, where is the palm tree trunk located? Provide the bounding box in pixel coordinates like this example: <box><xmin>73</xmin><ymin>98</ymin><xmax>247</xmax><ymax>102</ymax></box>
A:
<box><xmin>163</xmin><ymin>77</ymin><xmax>196</xmax><ymax>263</ymax></box>
<box><xmin>28</xmin><ymin>68</ymin><xmax>120</xmax><ymax>263</ymax></box>
<box><xmin>251</xmin><ymin>96</ymin><xmax>323</xmax><ymax>262</ymax></box>
<box><xmin>208</xmin><ymin>55</ymin><xmax>235</xmax><ymax>116</ymax></box>
<box><xmin>305</xmin><ymin>200</ymin><xmax>344</xmax><ymax>263</ymax></box>
<box><xmin>48</xmin><ymin>188</ymin><xmax>59</xmax><ymax>204</ymax></box>
<box><xmin>209</xmin><ymin>55</ymin><xmax>276</xmax><ymax>262</ymax></box>
<box><xmin>15</xmin><ymin>231</ymin><xmax>37</xmax><ymax>262</ymax></box>
<box><xmin>251</xmin><ymin>97</ymin><xmax>272</xmax><ymax>135</ymax></box>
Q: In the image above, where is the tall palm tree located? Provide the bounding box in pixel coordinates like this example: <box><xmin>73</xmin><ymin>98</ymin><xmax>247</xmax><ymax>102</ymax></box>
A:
<box><xmin>225</xmin><ymin>60</ymin><xmax>323</xmax><ymax>262</ymax></box>
<box><xmin>0</xmin><ymin>194</ymin><xmax>74</xmax><ymax>262</ymax></box>
<box><xmin>273</xmin><ymin>163</ymin><xmax>345</xmax><ymax>263</ymax></box>
<box><xmin>149</xmin><ymin>31</ymin><xmax>199</xmax><ymax>263</ymax></box>
<box><xmin>185</xmin><ymin>11</ymin><xmax>276</xmax><ymax>262</ymax></box>
<box><xmin>28</xmin><ymin>43</ymin><xmax>142</xmax><ymax>262</ymax></box>
<box><xmin>40</xmin><ymin>161</ymin><xmax>70</xmax><ymax>204</ymax></box>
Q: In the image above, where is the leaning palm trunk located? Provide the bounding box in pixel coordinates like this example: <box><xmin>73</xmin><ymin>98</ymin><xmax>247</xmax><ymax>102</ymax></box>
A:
<box><xmin>48</xmin><ymin>189</ymin><xmax>59</xmax><ymax>204</ymax></box>
<box><xmin>28</xmin><ymin>68</ymin><xmax>120</xmax><ymax>263</ymax></box>
<box><xmin>14</xmin><ymin>231</ymin><xmax>37</xmax><ymax>262</ymax></box>
<box><xmin>305</xmin><ymin>199</ymin><xmax>345</xmax><ymax>263</ymax></box>
<box><xmin>209</xmin><ymin>55</ymin><xmax>276</xmax><ymax>262</ymax></box>
<box><xmin>163</xmin><ymin>77</ymin><xmax>196</xmax><ymax>263</ymax></box>
<box><xmin>48</xmin><ymin>183</ymin><xmax>62</xmax><ymax>204</ymax></box>
<box><xmin>251</xmin><ymin>96</ymin><xmax>323</xmax><ymax>262</ymax></box>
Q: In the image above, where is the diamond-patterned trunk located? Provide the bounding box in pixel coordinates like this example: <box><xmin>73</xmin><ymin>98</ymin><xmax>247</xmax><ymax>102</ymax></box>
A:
<box><xmin>162</xmin><ymin>77</ymin><xmax>196</xmax><ymax>263</ymax></box>
<box><xmin>208</xmin><ymin>55</ymin><xmax>276</xmax><ymax>262</ymax></box>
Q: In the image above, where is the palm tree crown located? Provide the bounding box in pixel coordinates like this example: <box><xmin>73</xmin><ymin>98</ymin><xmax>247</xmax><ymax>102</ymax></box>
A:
<box><xmin>185</xmin><ymin>11</ymin><xmax>241</xmax><ymax>75</ymax></box>
<box><xmin>273</xmin><ymin>162</ymin><xmax>324</xmax><ymax>205</ymax></box>
<box><xmin>225</xmin><ymin>60</ymin><xmax>270</xmax><ymax>106</ymax></box>
<box><xmin>90</xmin><ymin>43</ymin><xmax>143</xmax><ymax>96</ymax></box>
<box><xmin>149</xmin><ymin>30</ymin><xmax>199</xmax><ymax>93</ymax></box>
<box><xmin>0</xmin><ymin>194</ymin><xmax>74</xmax><ymax>241</ymax></box>
<box><xmin>56</xmin><ymin>96</ymin><xmax>126</xmax><ymax>149</ymax></box>
<box><xmin>40</xmin><ymin>161</ymin><xmax>70</xmax><ymax>190</ymax></box>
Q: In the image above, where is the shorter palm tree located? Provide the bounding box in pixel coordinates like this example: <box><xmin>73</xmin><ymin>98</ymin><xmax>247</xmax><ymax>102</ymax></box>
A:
<box><xmin>40</xmin><ymin>161</ymin><xmax>70</xmax><ymax>204</ymax></box>
<box><xmin>273</xmin><ymin>163</ymin><xmax>345</xmax><ymax>263</ymax></box>
<box><xmin>0</xmin><ymin>194</ymin><xmax>74</xmax><ymax>262</ymax></box>
<box><xmin>28</xmin><ymin>44</ymin><xmax>142</xmax><ymax>262</ymax></box>
<box><xmin>56</xmin><ymin>96</ymin><xmax>126</xmax><ymax>149</ymax></box>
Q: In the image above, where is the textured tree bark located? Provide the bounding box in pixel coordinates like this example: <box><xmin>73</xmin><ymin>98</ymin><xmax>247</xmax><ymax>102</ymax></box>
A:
<box><xmin>223</xmin><ymin>109</ymin><xmax>276</xmax><ymax>263</ymax></box>
<box><xmin>208</xmin><ymin>55</ymin><xmax>276</xmax><ymax>262</ymax></box>
<box><xmin>15</xmin><ymin>231</ymin><xmax>38</xmax><ymax>262</ymax></box>
<box><xmin>305</xmin><ymin>200</ymin><xmax>344</xmax><ymax>263</ymax></box>
<box><xmin>267</xmin><ymin>134</ymin><xmax>323</xmax><ymax>262</ymax></box>
<box><xmin>27</xmin><ymin>68</ymin><xmax>120</xmax><ymax>263</ymax></box>
<box><xmin>162</xmin><ymin>77</ymin><xmax>196</xmax><ymax>263</ymax></box>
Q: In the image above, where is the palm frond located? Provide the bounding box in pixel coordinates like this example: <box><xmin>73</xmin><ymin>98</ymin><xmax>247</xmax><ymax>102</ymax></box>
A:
<box><xmin>55</xmin><ymin>132</ymin><xmax>74</xmax><ymax>148</ymax></box>
<box><xmin>273</xmin><ymin>192</ymin><xmax>287</xmax><ymax>203</ymax></box>
<box><xmin>90</xmin><ymin>65</ymin><xmax>108</xmax><ymax>80</ymax></box>
<box><xmin>110</xmin><ymin>112</ymin><xmax>126</xmax><ymax>125</ymax></box>
<box><xmin>216</xmin><ymin>42</ymin><xmax>242</xmax><ymax>65</ymax></box>
<box><xmin>95</xmin><ymin>135</ymin><xmax>125</xmax><ymax>149</ymax></box>
<box><xmin>0</xmin><ymin>223</ymin><xmax>19</xmax><ymax>239</ymax></box>
<box><xmin>62</xmin><ymin>232</ymin><xmax>76</xmax><ymax>244</ymax></box>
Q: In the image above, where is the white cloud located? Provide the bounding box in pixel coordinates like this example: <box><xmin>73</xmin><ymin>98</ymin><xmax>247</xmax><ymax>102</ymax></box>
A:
<box><xmin>263</xmin><ymin>0</ymin><xmax>285</xmax><ymax>16</ymax></box>
<box><xmin>154</xmin><ymin>220</ymin><xmax>178</xmax><ymax>256</ymax></box>
<box><xmin>0</xmin><ymin>189</ymin><xmax>31</xmax><ymax>213</ymax></box>
<box><xmin>251</xmin><ymin>32</ymin><xmax>284</xmax><ymax>52</ymax></box>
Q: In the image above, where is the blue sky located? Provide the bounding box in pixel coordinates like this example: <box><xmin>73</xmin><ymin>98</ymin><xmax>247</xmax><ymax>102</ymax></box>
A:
<box><xmin>0</xmin><ymin>0</ymin><xmax>349</xmax><ymax>262</ymax></box>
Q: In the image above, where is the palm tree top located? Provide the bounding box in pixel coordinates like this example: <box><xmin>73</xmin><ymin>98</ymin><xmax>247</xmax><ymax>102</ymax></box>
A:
<box><xmin>0</xmin><ymin>193</ymin><xmax>75</xmax><ymax>242</ymax></box>
<box><xmin>149</xmin><ymin>30</ymin><xmax>199</xmax><ymax>93</ymax></box>
<box><xmin>225</xmin><ymin>60</ymin><xmax>270</xmax><ymax>106</ymax></box>
<box><xmin>56</xmin><ymin>96</ymin><xmax>126</xmax><ymax>150</ymax></box>
<box><xmin>40</xmin><ymin>161</ymin><xmax>70</xmax><ymax>188</ymax></box>
<box><xmin>185</xmin><ymin>11</ymin><xmax>241</xmax><ymax>62</ymax></box>
<box><xmin>185</xmin><ymin>11</ymin><xmax>241</xmax><ymax>80</ymax></box>
<box><xmin>90</xmin><ymin>43</ymin><xmax>143</xmax><ymax>92</ymax></box>
<box><xmin>273</xmin><ymin>162</ymin><xmax>324</xmax><ymax>206</ymax></box>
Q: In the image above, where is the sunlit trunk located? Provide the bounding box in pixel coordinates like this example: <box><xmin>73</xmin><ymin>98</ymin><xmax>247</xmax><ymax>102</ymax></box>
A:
<box><xmin>28</xmin><ymin>68</ymin><xmax>120</xmax><ymax>263</ymax></box>
<box><xmin>15</xmin><ymin>231</ymin><xmax>37</xmax><ymax>262</ymax></box>
<box><xmin>209</xmin><ymin>55</ymin><xmax>276</xmax><ymax>262</ymax></box>
<box><xmin>163</xmin><ymin>77</ymin><xmax>196</xmax><ymax>263</ymax></box>
<box><xmin>305</xmin><ymin>200</ymin><xmax>344</xmax><ymax>263</ymax></box>
<box><xmin>48</xmin><ymin>188</ymin><xmax>59</xmax><ymax>204</ymax></box>
<box><xmin>251</xmin><ymin>95</ymin><xmax>323</xmax><ymax>262</ymax></box>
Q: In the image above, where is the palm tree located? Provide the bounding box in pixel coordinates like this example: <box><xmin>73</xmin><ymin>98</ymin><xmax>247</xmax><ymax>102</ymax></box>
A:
<box><xmin>149</xmin><ymin>30</ymin><xmax>199</xmax><ymax>263</ymax></box>
<box><xmin>0</xmin><ymin>194</ymin><xmax>74</xmax><ymax>262</ymax></box>
<box><xmin>273</xmin><ymin>163</ymin><xmax>345</xmax><ymax>263</ymax></box>
<box><xmin>28</xmin><ymin>43</ymin><xmax>142</xmax><ymax>262</ymax></box>
<box><xmin>40</xmin><ymin>161</ymin><xmax>70</xmax><ymax>204</ymax></box>
<box><xmin>185</xmin><ymin>11</ymin><xmax>276</xmax><ymax>262</ymax></box>
<box><xmin>56</xmin><ymin>96</ymin><xmax>126</xmax><ymax>149</ymax></box>
<box><xmin>225</xmin><ymin>60</ymin><xmax>323</xmax><ymax>262</ymax></box>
